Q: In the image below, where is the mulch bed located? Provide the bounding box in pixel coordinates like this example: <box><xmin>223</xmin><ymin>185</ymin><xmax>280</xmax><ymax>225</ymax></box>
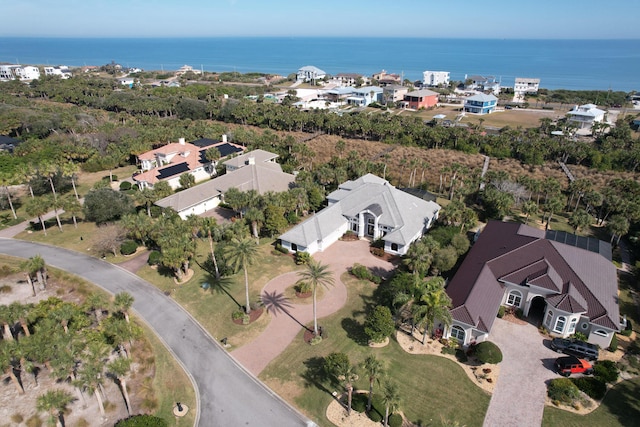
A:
<box><xmin>295</xmin><ymin>291</ymin><xmax>312</xmax><ymax>299</ymax></box>
<box><xmin>303</xmin><ymin>327</ymin><xmax>328</xmax><ymax>343</ymax></box>
<box><xmin>231</xmin><ymin>307</ymin><xmax>264</xmax><ymax>325</ymax></box>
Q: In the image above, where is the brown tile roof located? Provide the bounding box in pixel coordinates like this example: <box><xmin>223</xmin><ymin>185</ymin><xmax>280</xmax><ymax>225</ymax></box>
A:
<box><xmin>446</xmin><ymin>221</ymin><xmax>619</xmax><ymax>332</ymax></box>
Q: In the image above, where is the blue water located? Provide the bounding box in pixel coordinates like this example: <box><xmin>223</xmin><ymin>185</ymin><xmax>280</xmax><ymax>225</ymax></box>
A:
<box><xmin>0</xmin><ymin>37</ymin><xmax>638</xmax><ymax>91</ymax></box>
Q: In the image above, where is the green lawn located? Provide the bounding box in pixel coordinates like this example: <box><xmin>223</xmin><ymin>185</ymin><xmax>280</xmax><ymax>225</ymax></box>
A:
<box><xmin>543</xmin><ymin>377</ymin><xmax>640</xmax><ymax>427</ymax></box>
<box><xmin>260</xmin><ymin>273</ymin><xmax>490</xmax><ymax>427</ymax></box>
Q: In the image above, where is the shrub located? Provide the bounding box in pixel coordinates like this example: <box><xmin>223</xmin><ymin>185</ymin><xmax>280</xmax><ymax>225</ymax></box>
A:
<box><xmin>115</xmin><ymin>415</ymin><xmax>168</xmax><ymax>427</ymax></box>
<box><xmin>371</xmin><ymin>247</ymin><xmax>385</xmax><ymax>257</ymax></box>
<box><xmin>25</xmin><ymin>416</ymin><xmax>43</xmax><ymax>427</ymax></box>
<box><xmin>119</xmin><ymin>181</ymin><xmax>132</xmax><ymax>191</ymax></box>
<box><xmin>497</xmin><ymin>306</ymin><xmax>505</xmax><ymax>318</ymax></box>
<box><xmin>275</xmin><ymin>243</ymin><xmax>289</xmax><ymax>254</ymax></box>
<box><xmin>388</xmin><ymin>413</ymin><xmax>403</xmax><ymax>427</ymax></box>
<box><xmin>594</xmin><ymin>360</ymin><xmax>619</xmax><ymax>383</ymax></box>
<box><xmin>368</xmin><ymin>409</ymin><xmax>383</xmax><ymax>422</ymax></box>
<box><xmin>548</xmin><ymin>378</ymin><xmax>581</xmax><ymax>405</ymax></box>
<box><xmin>351</xmin><ymin>263</ymin><xmax>372</xmax><ymax>280</ymax></box>
<box><xmin>11</xmin><ymin>414</ymin><xmax>24</xmax><ymax>423</ymax></box>
<box><xmin>572</xmin><ymin>331</ymin><xmax>588</xmax><ymax>342</ymax></box>
<box><xmin>295</xmin><ymin>251</ymin><xmax>311</xmax><ymax>265</ymax></box>
<box><xmin>295</xmin><ymin>281</ymin><xmax>311</xmax><ymax>294</ymax></box>
<box><xmin>147</xmin><ymin>250</ymin><xmax>161</xmax><ymax>266</ymax></box>
<box><xmin>515</xmin><ymin>308</ymin><xmax>524</xmax><ymax>319</ymax></box>
<box><xmin>571</xmin><ymin>377</ymin><xmax>607</xmax><ymax>400</ymax></box>
<box><xmin>351</xmin><ymin>393</ymin><xmax>367</xmax><ymax>413</ymax></box>
<box><xmin>622</xmin><ymin>319</ymin><xmax>633</xmax><ymax>336</ymax></box>
<box><xmin>232</xmin><ymin>310</ymin><xmax>250</xmax><ymax>324</ymax></box>
<box><xmin>455</xmin><ymin>349</ymin><xmax>468</xmax><ymax>362</ymax></box>
<box><xmin>120</xmin><ymin>240</ymin><xmax>138</xmax><ymax>255</ymax></box>
<box><xmin>0</xmin><ymin>284</ymin><xmax>11</xmax><ymax>293</ymax></box>
<box><xmin>609</xmin><ymin>333</ymin><xmax>618</xmax><ymax>352</ymax></box>
<box><xmin>474</xmin><ymin>341</ymin><xmax>503</xmax><ymax>364</ymax></box>
<box><xmin>364</xmin><ymin>306</ymin><xmax>395</xmax><ymax>343</ymax></box>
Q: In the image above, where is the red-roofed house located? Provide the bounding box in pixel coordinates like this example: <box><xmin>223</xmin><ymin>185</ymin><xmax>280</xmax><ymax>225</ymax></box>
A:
<box><xmin>444</xmin><ymin>221</ymin><xmax>621</xmax><ymax>349</ymax></box>
<box><xmin>133</xmin><ymin>136</ymin><xmax>244</xmax><ymax>190</ymax></box>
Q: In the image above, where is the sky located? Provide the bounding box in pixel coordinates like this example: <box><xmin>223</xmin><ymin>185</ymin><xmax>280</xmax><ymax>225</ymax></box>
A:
<box><xmin>2</xmin><ymin>0</ymin><xmax>639</xmax><ymax>39</ymax></box>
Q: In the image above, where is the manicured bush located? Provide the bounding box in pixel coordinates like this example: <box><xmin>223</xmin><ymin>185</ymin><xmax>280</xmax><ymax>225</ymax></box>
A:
<box><xmin>147</xmin><ymin>250</ymin><xmax>161</xmax><ymax>266</ymax></box>
<box><xmin>594</xmin><ymin>360</ymin><xmax>619</xmax><ymax>383</ymax></box>
<box><xmin>295</xmin><ymin>251</ymin><xmax>311</xmax><ymax>265</ymax></box>
<box><xmin>622</xmin><ymin>319</ymin><xmax>633</xmax><ymax>336</ymax></box>
<box><xmin>351</xmin><ymin>393</ymin><xmax>367</xmax><ymax>413</ymax></box>
<box><xmin>364</xmin><ymin>305</ymin><xmax>395</xmax><ymax>343</ymax></box>
<box><xmin>368</xmin><ymin>409</ymin><xmax>383</xmax><ymax>422</ymax></box>
<box><xmin>388</xmin><ymin>413</ymin><xmax>403</xmax><ymax>427</ymax></box>
<box><xmin>571</xmin><ymin>377</ymin><xmax>607</xmax><ymax>400</ymax></box>
<box><xmin>548</xmin><ymin>378</ymin><xmax>581</xmax><ymax>405</ymax></box>
<box><xmin>371</xmin><ymin>247</ymin><xmax>385</xmax><ymax>257</ymax></box>
<box><xmin>295</xmin><ymin>281</ymin><xmax>311</xmax><ymax>294</ymax></box>
<box><xmin>497</xmin><ymin>306</ymin><xmax>505</xmax><ymax>318</ymax></box>
<box><xmin>474</xmin><ymin>341</ymin><xmax>503</xmax><ymax>364</ymax></box>
<box><xmin>351</xmin><ymin>263</ymin><xmax>372</xmax><ymax>280</ymax></box>
<box><xmin>572</xmin><ymin>331</ymin><xmax>588</xmax><ymax>342</ymax></box>
<box><xmin>455</xmin><ymin>349</ymin><xmax>468</xmax><ymax>362</ymax></box>
<box><xmin>119</xmin><ymin>181</ymin><xmax>132</xmax><ymax>191</ymax></box>
<box><xmin>120</xmin><ymin>240</ymin><xmax>138</xmax><ymax>255</ymax></box>
<box><xmin>115</xmin><ymin>415</ymin><xmax>168</xmax><ymax>427</ymax></box>
<box><xmin>274</xmin><ymin>243</ymin><xmax>289</xmax><ymax>254</ymax></box>
<box><xmin>609</xmin><ymin>333</ymin><xmax>618</xmax><ymax>352</ymax></box>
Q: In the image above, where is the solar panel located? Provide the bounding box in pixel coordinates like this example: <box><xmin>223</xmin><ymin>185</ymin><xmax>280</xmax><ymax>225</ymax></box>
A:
<box><xmin>191</xmin><ymin>138</ymin><xmax>219</xmax><ymax>148</ymax></box>
<box><xmin>216</xmin><ymin>143</ymin><xmax>244</xmax><ymax>157</ymax></box>
<box><xmin>157</xmin><ymin>162</ymin><xmax>189</xmax><ymax>179</ymax></box>
<box><xmin>545</xmin><ymin>230</ymin><xmax>611</xmax><ymax>260</ymax></box>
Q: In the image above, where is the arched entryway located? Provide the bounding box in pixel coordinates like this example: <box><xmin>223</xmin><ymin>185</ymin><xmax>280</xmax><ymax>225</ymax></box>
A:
<box><xmin>528</xmin><ymin>296</ymin><xmax>546</xmax><ymax>326</ymax></box>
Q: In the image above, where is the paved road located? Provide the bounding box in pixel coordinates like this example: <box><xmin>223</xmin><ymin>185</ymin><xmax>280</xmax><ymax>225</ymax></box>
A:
<box><xmin>0</xmin><ymin>238</ymin><xmax>314</xmax><ymax>427</ymax></box>
<box><xmin>483</xmin><ymin>318</ymin><xmax>560</xmax><ymax>427</ymax></box>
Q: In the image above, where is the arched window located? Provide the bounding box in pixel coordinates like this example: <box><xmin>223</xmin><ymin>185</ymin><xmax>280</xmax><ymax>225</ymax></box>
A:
<box><xmin>568</xmin><ymin>318</ymin><xmax>577</xmax><ymax>334</ymax></box>
<box><xmin>545</xmin><ymin>310</ymin><xmax>553</xmax><ymax>327</ymax></box>
<box><xmin>554</xmin><ymin>316</ymin><xmax>566</xmax><ymax>333</ymax></box>
<box><xmin>506</xmin><ymin>290</ymin><xmax>523</xmax><ymax>307</ymax></box>
<box><xmin>593</xmin><ymin>329</ymin><xmax>609</xmax><ymax>337</ymax></box>
<box><xmin>450</xmin><ymin>325</ymin><xmax>466</xmax><ymax>343</ymax></box>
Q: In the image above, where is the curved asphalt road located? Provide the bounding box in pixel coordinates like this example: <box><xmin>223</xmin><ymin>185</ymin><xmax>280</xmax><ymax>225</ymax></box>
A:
<box><xmin>0</xmin><ymin>238</ymin><xmax>314</xmax><ymax>427</ymax></box>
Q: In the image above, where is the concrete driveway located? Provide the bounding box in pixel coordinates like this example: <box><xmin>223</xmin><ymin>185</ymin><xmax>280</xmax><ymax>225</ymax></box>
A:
<box><xmin>0</xmin><ymin>238</ymin><xmax>313</xmax><ymax>427</ymax></box>
<box><xmin>482</xmin><ymin>318</ymin><xmax>561</xmax><ymax>427</ymax></box>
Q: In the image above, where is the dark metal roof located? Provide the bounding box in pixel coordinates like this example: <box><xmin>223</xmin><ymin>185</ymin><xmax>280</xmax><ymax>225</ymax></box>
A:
<box><xmin>157</xmin><ymin>162</ymin><xmax>189</xmax><ymax>179</ymax></box>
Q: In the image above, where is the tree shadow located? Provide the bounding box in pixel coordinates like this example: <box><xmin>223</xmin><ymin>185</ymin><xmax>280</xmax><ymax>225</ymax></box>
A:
<box><xmin>341</xmin><ymin>317</ymin><xmax>369</xmax><ymax>346</ymax></box>
<box><xmin>261</xmin><ymin>290</ymin><xmax>311</xmax><ymax>331</ymax></box>
<box><xmin>301</xmin><ymin>356</ymin><xmax>333</xmax><ymax>396</ymax></box>
<box><xmin>195</xmin><ymin>259</ymin><xmax>242</xmax><ymax>309</ymax></box>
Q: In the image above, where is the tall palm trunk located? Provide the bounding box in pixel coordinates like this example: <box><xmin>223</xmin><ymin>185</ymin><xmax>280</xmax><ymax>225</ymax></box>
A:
<box><xmin>26</xmin><ymin>273</ymin><xmax>36</xmax><ymax>296</ymax></box>
<box><xmin>313</xmin><ymin>283</ymin><xmax>318</xmax><ymax>335</ymax></box>
<box><xmin>6</xmin><ymin>368</ymin><xmax>24</xmax><ymax>394</ymax></box>
<box><xmin>3</xmin><ymin>186</ymin><xmax>17</xmax><ymax>219</ymax></box>
<box><xmin>243</xmin><ymin>266</ymin><xmax>251</xmax><ymax>314</ymax></box>
<box><xmin>120</xmin><ymin>377</ymin><xmax>132</xmax><ymax>415</ymax></box>
<box><xmin>94</xmin><ymin>388</ymin><xmax>105</xmax><ymax>417</ymax></box>
<box><xmin>38</xmin><ymin>215</ymin><xmax>48</xmax><ymax>236</ymax></box>
<box><xmin>207</xmin><ymin>230</ymin><xmax>220</xmax><ymax>280</ymax></box>
<box><xmin>2</xmin><ymin>323</ymin><xmax>13</xmax><ymax>341</ymax></box>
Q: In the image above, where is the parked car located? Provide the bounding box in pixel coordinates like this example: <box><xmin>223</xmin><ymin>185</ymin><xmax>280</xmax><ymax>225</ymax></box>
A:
<box><xmin>551</xmin><ymin>338</ymin><xmax>599</xmax><ymax>361</ymax></box>
<box><xmin>555</xmin><ymin>356</ymin><xmax>593</xmax><ymax>377</ymax></box>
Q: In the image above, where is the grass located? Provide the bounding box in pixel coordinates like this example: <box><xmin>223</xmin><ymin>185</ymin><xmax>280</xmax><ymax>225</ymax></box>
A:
<box><xmin>543</xmin><ymin>377</ymin><xmax>640</xmax><ymax>427</ymax></box>
<box><xmin>260</xmin><ymin>273</ymin><xmax>490</xmax><ymax>427</ymax></box>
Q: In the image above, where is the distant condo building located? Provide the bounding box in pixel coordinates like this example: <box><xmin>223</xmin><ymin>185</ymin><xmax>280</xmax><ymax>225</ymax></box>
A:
<box><xmin>423</xmin><ymin>71</ymin><xmax>450</xmax><ymax>87</ymax></box>
<box><xmin>514</xmin><ymin>77</ymin><xmax>540</xmax><ymax>95</ymax></box>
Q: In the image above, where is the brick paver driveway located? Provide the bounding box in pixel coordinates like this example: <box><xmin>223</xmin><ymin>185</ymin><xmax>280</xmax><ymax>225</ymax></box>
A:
<box><xmin>483</xmin><ymin>318</ymin><xmax>560</xmax><ymax>427</ymax></box>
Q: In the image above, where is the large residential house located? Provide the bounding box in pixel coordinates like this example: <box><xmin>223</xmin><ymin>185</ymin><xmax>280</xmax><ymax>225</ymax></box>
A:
<box><xmin>383</xmin><ymin>85</ymin><xmax>409</xmax><ymax>104</ymax></box>
<box><xmin>346</xmin><ymin>86</ymin><xmax>384</xmax><ymax>107</ymax></box>
<box><xmin>331</xmin><ymin>73</ymin><xmax>370</xmax><ymax>87</ymax></box>
<box><xmin>43</xmin><ymin>66</ymin><xmax>72</xmax><ymax>79</ymax></box>
<box><xmin>155</xmin><ymin>149</ymin><xmax>295</xmax><ymax>219</ymax></box>
<box><xmin>297</xmin><ymin>66</ymin><xmax>326</xmax><ymax>83</ymax></box>
<box><xmin>514</xmin><ymin>77</ymin><xmax>540</xmax><ymax>95</ymax></box>
<box><xmin>279</xmin><ymin>174</ymin><xmax>441</xmax><ymax>256</ymax></box>
<box><xmin>176</xmin><ymin>65</ymin><xmax>202</xmax><ymax>76</ymax></box>
<box><xmin>0</xmin><ymin>64</ymin><xmax>41</xmax><ymax>81</ymax></box>
<box><xmin>566</xmin><ymin>104</ymin><xmax>606</xmax><ymax>130</ymax></box>
<box><xmin>464</xmin><ymin>93</ymin><xmax>497</xmax><ymax>114</ymax></box>
<box><xmin>423</xmin><ymin>71</ymin><xmax>450</xmax><ymax>87</ymax></box>
<box><xmin>403</xmin><ymin>89</ymin><xmax>439</xmax><ymax>110</ymax></box>
<box><xmin>372</xmin><ymin>70</ymin><xmax>402</xmax><ymax>87</ymax></box>
<box><xmin>444</xmin><ymin>221</ymin><xmax>620</xmax><ymax>349</ymax></box>
<box><xmin>466</xmin><ymin>75</ymin><xmax>501</xmax><ymax>95</ymax></box>
<box><xmin>133</xmin><ymin>136</ymin><xmax>244</xmax><ymax>190</ymax></box>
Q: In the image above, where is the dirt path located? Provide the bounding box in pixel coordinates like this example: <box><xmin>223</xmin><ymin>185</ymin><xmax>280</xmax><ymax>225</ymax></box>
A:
<box><xmin>231</xmin><ymin>240</ymin><xmax>396</xmax><ymax>375</ymax></box>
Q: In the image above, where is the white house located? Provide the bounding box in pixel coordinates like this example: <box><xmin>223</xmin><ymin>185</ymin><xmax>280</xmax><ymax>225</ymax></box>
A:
<box><xmin>155</xmin><ymin>149</ymin><xmax>295</xmax><ymax>219</ymax></box>
<box><xmin>345</xmin><ymin>86</ymin><xmax>384</xmax><ymax>107</ymax></box>
<box><xmin>44</xmin><ymin>66</ymin><xmax>72</xmax><ymax>79</ymax></box>
<box><xmin>514</xmin><ymin>77</ymin><xmax>540</xmax><ymax>95</ymax></box>
<box><xmin>566</xmin><ymin>104</ymin><xmax>606</xmax><ymax>130</ymax></box>
<box><xmin>444</xmin><ymin>221</ymin><xmax>621</xmax><ymax>349</ymax></box>
<box><xmin>466</xmin><ymin>75</ymin><xmax>501</xmax><ymax>95</ymax></box>
<box><xmin>423</xmin><ymin>71</ymin><xmax>450</xmax><ymax>87</ymax></box>
<box><xmin>296</xmin><ymin>65</ymin><xmax>326</xmax><ymax>83</ymax></box>
<box><xmin>279</xmin><ymin>174</ymin><xmax>441</xmax><ymax>256</ymax></box>
<box><xmin>133</xmin><ymin>136</ymin><xmax>244</xmax><ymax>190</ymax></box>
<box><xmin>0</xmin><ymin>64</ymin><xmax>40</xmax><ymax>81</ymax></box>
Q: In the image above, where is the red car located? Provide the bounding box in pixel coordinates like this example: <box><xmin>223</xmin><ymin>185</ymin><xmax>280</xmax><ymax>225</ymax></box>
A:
<box><xmin>555</xmin><ymin>356</ymin><xmax>593</xmax><ymax>377</ymax></box>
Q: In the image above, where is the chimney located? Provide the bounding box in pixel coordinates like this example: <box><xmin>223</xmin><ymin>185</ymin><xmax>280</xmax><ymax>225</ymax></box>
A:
<box><xmin>222</xmin><ymin>134</ymin><xmax>227</xmax><ymax>143</ymax></box>
<box><xmin>179</xmin><ymin>137</ymin><xmax>185</xmax><ymax>145</ymax></box>
<box><xmin>247</xmin><ymin>156</ymin><xmax>255</xmax><ymax>165</ymax></box>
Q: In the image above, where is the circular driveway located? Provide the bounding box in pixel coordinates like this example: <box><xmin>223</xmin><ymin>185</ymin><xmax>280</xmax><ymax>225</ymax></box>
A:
<box><xmin>0</xmin><ymin>238</ymin><xmax>314</xmax><ymax>427</ymax></box>
<box><xmin>482</xmin><ymin>318</ymin><xmax>561</xmax><ymax>427</ymax></box>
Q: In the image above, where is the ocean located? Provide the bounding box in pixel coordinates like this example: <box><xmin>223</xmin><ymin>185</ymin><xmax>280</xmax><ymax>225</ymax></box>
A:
<box><xmin>0</xmin><ymin>37</ymin><xmax>638</xmax><ymax>91</ymax></box>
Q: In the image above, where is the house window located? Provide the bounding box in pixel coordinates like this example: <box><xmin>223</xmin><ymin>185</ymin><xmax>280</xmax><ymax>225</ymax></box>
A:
<box><xmin>291</xmin><ymin>243</ymin><xmax>297</xmax><ymax>252</ymax></box>
<box><xmin>554</xmin><ymin>316</ymin><xmax>566</xmax><ymax>333</ymax></box>
<box><xmin>568</xmin><ymin>318</ymin><xmax>577</xmax><ymax>334</ymax></box>
<box><xmin>593</xmin><ymin>329</ymin><xmax>608</xmax><ymax>337</ymax></box>
<box><xmin>450</xmin><ymin>326</ymin><xmax>465</xmax><ymax>342</ymax></box>
<box><xmin>506</xmin><ymin>290</ymin><xmax>522</xmax><ymax>308</ymax></box>
<box><xmin>545</xmin><ymin>311</ymin><xmax>553</xmax><ymax>327</ymax></box>
<box><xmin>391</xmin><ymin>243</ymin><xmax>398</xmax><ymax>251</ymax></box>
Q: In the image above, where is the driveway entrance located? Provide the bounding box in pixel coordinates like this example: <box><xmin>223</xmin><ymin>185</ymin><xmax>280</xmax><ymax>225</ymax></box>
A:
<box><xmin>482</xmin><ymin>318</ymin><xmax>560</xmax><ymax>427</ymax></box>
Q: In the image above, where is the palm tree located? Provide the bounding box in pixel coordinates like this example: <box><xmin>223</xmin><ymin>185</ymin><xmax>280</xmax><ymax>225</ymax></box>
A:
<box><xmin>413</xmin><ymin>277</ymin><xmax>453</xmax><ymax>344</ymax></box>
<box><xmin>381</xmin><ymin>379</ymin><xmax>400</xmax><ymax>427</ymax></box>
<box><xmin>337</xmin><ymin>363</ymin><xmax>358</xmax><ymax>416</ymax></box>
<box><xmin>361</xmin><ymin>355</ymin><xmax>384</xmax><ymax>413</ymax></box>
<box><xmin>224</xmin><ymin>237</ymin><xmax>259</xmax><ymax>314</ymax></box>
<box><xmin>40</xmin><ymin>161</ymin><xmax>64</xmax><ymax>229</ymax></box>
<box><xmin>134</xmin><ymin>187</ymin><xmax>157</xmax><ymax>217</ymax></box>
<box><xmin>0</xmin><ymin>171</ymin><xmax>17</xmax><ymax>219</ymax></box>
<box><xmin>403</xmin><ymin>237</ymin><xmax>438</xmax><ymax>277</ymax></box>
<box><xmin>297</xmin><ymin>259</ymin><xmax>334</xmax><ymax>336</ymax></box>
<box><xmin>25</xmin><ymin>195</ymin><xmax>50</xmax><ymax>236</ymax></box>
<box><xmin>107</xmin><ymin>357</ymin><xmax>133</xmax><ymax>415</ymax></box>
<box><xmin>0</xmin><ymin>340</ymin><xmax>24</xmax><ymax>394</ymax></box>
<box><xmin>608</xmin><ymin>214</ymin><xmax>630</xmax><ymax>245</ymax></box>
<box><xmin>113</xmin><ymin>292</ymin><xmax>134</xmax><ymax>324</ymax></box>
<box><xmin>62</xmin><ymin>195</ymin><xmax>83</xmax><ymax>229</ymax></box>
<box><xmin>30</xmin><ymin>254</ymin><xmax>47</xmax><ymax>289</ymax></box>
<box><xmin>16</xmin><ymin>163</ymin><xmax>36</xmax><ymax>199</ymax></box>
<box><xmin>36</xmin><ymin>389</ymin><xmax>74</xmax><ymax>427</ymax></box>
<box><xmin>521</xmin><ymin>200</ymin><xmax>537</xmax><ymax>225</ymax></box>
<box><xmin>62</xmin><ymin>160</ymin><xmax>81</xmax><ymax>201</ymax></box>
<box><xmin>244</xmin><ymin>207</ymin><xmax>264</xmax><ymax>244</ymax></box>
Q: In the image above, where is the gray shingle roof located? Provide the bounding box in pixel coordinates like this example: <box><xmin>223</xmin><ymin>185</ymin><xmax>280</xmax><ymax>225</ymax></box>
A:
<box><xmin>223</xmin><ymin>149</ymin><xmax>279</xmax><ymax>169</ymax></box>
